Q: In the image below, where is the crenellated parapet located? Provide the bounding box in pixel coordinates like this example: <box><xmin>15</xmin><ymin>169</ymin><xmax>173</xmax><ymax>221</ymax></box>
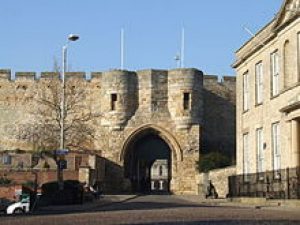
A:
<box><xmin>0</xmin><ymin>70</ymin><xmax>94</xmax><ymax>81</ymax></box>
<box><xmin>0</xmin><ymin>69</ymin><xmax>234</xmax><ymax>85</ymax></box>
<box><xmin>91</xmin><ymin>72</ymin><xmax>102</xmax><ymax>80</ymax></box>
<box><xmin>15</xmin><ymin>72</ymin><xmax>36</xmax><ymax>80</ymax></box>
<box><xmin>0</xmin><ymin>68</ymin><xmax>234</xmax><ymax>130</ymax></box>
<box><xmin>65</xmin><ymin>72</ymin><xmax>86</xmax><ymax>80</ymax></box>
<box><xmin>0</xmin><ymin>69</ymin><xmax>12</xmax><ymax>80</ymax></box>
<box><xmin>40</xmin><ymin>72</ymin><xmax>60</xmax><ymax>79</ymax></box>
<box><xmin>203</xmin><ymin>75</ymin><xmax>236</xmax><ymax>90</ymax></box>
<box><xmin>203</xmin><ymin>75</ymin><xmax>236</xmax><ymax>103</ymax></box>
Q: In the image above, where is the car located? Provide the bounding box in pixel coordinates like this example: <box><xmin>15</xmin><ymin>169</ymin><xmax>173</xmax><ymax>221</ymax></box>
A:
<box><xmin>0</xmin><ymin>198</ymin><xmax>14</xmax><ymax>213</ymax></box>
<box><xmin>6</xmin><ymin>194</ymin><xmax>30</xmax><ymax>215</ymax></box>
<box><xmin>6</xmin><ymin>201</ymin><xmax>30</xmax><ymax>214</ymax></box>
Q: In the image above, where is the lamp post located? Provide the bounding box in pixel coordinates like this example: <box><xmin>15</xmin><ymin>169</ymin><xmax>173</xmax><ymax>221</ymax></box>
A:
<box><xmin>58</xmin><ymin>34</ymin><xmax>79</xmax><ymax>190</ymax></box>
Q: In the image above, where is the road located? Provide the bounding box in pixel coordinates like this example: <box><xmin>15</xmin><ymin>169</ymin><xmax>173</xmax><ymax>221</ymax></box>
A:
<box><xmin>1</xmin><ymin>195</ymin><xmax>300</xmax><ymax>225</ymax></box>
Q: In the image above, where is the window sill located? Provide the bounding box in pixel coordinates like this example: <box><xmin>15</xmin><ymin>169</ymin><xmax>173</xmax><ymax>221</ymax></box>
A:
<box><xmin>242</xmin><ymin>109</ymin><xmax>249</xmax><ymax>114</ymax></box>
<box><xmin>255</xmin><ymin>103</ymin><xmax>263</xmax><ymax>107</ymax></box>
<box><xmin>281</xmin><ymin>82</ymin><xmax>300</xmax><ymax>95</ymax></box>
<box><xmin>271</xmin><ymin>82</ymin><xmax>300</xmax><ymax>100</ymax></box>
<box><xmin>270</xmin><ymin>94</ymin><xmax>280</xmax><ymax>100</ymax></box>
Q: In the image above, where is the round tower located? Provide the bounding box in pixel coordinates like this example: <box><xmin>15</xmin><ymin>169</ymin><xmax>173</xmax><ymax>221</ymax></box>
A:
<box><xmin>168</xmin><ymin>68</ymin><xmax>203</xmax><ymax>129</ymax></box>
<box><xmin>101</xmin><ymin>70</ymin><xmax>137</xmax><ymax>130</ymax></box>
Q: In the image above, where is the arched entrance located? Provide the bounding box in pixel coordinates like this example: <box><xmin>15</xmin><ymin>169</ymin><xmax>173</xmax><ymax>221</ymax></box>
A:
<box><xmin>121</xmin><ymin>126</ymin><xmax>180</xmax><ymax>193</ymax></box>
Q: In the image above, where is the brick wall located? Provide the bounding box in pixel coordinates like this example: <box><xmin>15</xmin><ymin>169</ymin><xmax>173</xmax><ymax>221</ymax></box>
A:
<box><xmin>0</xmin><ymin>170</ymin><xmax>79</xmax><ymax>187</ymax></box>
<box><xmin>0</xmin><ymin>184</ymin><xmax>22</xmax><ymax>201</ymax></box>
<box><xmin>0</xmin><ymin>152</ymin><xmax>32</xmax><ymax>169</ymax></box>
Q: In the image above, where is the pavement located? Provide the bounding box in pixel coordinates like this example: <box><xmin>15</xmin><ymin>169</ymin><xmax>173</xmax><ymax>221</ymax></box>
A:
<box><xmin>35</xmin><ymin>195</ymin><xmax>300</xmax><ymax>215</ymax></box>
<box><xmin>176</xmin><ymin>195</ymin><xmax>300</xmax><ymax>211</ymax></box>
<box><xmin>1</xmin><ymin>195</ymin><xmax>300</xmax><ymax>225</ymax></box>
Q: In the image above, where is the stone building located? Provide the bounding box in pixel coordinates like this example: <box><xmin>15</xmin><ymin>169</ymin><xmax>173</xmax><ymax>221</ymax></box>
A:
<box><xmin>0</xmin><ymin>68</ymin><xmax>235</xmax><ymax>195</ymax></box>
<box><xmin>232</xmin><ymin>0</ymin><xmax>300</xmax><ymax>198</ymax></box>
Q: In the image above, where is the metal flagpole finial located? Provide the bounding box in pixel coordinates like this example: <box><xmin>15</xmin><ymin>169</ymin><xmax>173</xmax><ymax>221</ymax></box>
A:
<box><xmin>174</xmin><ymin>53</ymin><xmax>181</xmax><ymax>68</ymax></box>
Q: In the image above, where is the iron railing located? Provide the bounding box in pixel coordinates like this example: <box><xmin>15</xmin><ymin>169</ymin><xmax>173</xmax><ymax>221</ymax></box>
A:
<box><xmin>228</xmin><ymin>167</ymin><xmax>300</xmax><ymax>199</ymax></box>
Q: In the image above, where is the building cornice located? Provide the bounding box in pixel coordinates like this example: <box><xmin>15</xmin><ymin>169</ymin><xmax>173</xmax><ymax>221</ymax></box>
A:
<box><xmin>233</xmin><ymin>0</ymin><xmax>300</xmax><ymax>69</ymax></box>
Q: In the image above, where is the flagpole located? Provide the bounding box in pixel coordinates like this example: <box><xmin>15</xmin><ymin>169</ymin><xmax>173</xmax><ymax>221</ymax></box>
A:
<box><xmin>181</xmin><ymin>27</ymin><xmax>185</xmax><ymax>68</ymax></box>
<box><xmin>121</xmin><ymin>28</ymin><xmax>124</xmax><ymax>70</ymax></box>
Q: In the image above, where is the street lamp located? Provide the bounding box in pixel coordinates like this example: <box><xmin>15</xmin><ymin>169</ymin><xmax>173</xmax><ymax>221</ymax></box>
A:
<box><xmin>58</xmin><ymin>34</ymin><xmax>79</xmax><ymax>190</ymax></box>
<box><xmin>61</xmin><ymin>34</ymin><xmax>79</xmax><ymax>150</ymax></box>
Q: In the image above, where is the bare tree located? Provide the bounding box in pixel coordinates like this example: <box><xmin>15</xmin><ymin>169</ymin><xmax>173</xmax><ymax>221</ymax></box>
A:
<box><xmin>17</xmin><ymin>75</ymin><xmax>99</xmax><ymax>153</ymax></box>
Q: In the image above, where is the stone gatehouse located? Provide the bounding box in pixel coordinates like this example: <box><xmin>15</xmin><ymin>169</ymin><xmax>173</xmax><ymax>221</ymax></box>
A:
<box><xmin>0</xmin><ymin>68</ymin><xmax>235</xmax><ymax>194</ymax></box>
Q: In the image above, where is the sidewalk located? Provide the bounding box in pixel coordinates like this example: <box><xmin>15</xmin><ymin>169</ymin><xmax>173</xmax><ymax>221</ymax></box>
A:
<box><xmin>176</xmin><ymin>195</ymin><xmax>300</xmax><ymax>211</ymax></box>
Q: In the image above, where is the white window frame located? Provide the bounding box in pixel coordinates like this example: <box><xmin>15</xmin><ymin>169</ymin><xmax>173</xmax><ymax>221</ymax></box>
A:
<box><xmin>271</xmin><ymin>51</ymin><xmax>280</xmax><ymax>96</ymax></box>
<box><xmin>255</xmin><ymin>62</ymin><xmax>263</xmax><ymax>104</ymax></box>
<box><xmin>243</xmin><ymin>72</ymin><xmax>249</xmax><ymax>111</ymax></box>
<box><xmin>272</xmin><ymin>123</ymin><xmax>281</xmax><ymax>177</ymax></box>
<box><xmin>243</xmin><ymin>133</ymin><xmax>250</xmax><ymax>181</ymax></box>
<box><xmin>297</xmin><ymin>32</ymin><xmax>300</xmax><ymax>81</ymax></box>
<box><xmin>256</xmin><ymin>128</ymin><xmax>264</xmax><ymax>174</ymax></box>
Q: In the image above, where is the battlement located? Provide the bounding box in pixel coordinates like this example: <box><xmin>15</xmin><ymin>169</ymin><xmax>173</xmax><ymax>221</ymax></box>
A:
<box><xmin>91</xmin><ymin>72</ymin><xmax>102</xmax><ymax>80</ymax></box>
<box><xmin>65</xmin><ymin>72</ymin><xmax>86</xmax><ymax>79</ymax></box>
<box><xmin>15</xmin><ymin>72</ymin><xmax>36</xmax><ymax>80</ymax></box>
<box><xmin>0</xmin><ymin>68</ymin><xmax>200</xmax><ymax>81</ymax></box>
<box><xmin>203</xmin><ymin>75</ymin><xmax>218</xmax><ymax>82</ymax></box>
<box><xmin>0</xmin><ymin>69</ymin><xmax>235</xmax><ymax>89</ymax></box>
<box><xmin>223</xmin><ymin>76</ymin><xmax>236</xmax><ymax>81</ymax></box>
<box><xmin>0</xmin><ymin>69</ymin><xmax>11</xmax><ymax>80</ymax></box>
<box><xmin>40</xmin><ymin>72</ymin><xmax>60</xmax><ymax>79</ymax></box>
<box><xmin>203</xmin><ymin>74</ymin><xmax>236</xmax><ymax>88</ymax></box>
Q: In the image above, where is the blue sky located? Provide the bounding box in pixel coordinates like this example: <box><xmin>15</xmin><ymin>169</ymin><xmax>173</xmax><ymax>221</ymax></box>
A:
<box><xmin>0</xmin><ymin>1</ymin><xmax>283</xmax><ymax>76</ymax></box>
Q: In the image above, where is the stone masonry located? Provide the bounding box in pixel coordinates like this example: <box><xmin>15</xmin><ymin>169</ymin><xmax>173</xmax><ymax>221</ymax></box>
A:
<box><xmin>0</xmin><ymin>68</ymin><xmax>235</xmax><ymax>194</ymax></box>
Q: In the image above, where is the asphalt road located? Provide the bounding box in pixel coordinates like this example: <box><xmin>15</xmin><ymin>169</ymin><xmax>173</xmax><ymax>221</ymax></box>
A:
<box><xmin>1</xmin><ymin>195</ymin><xmax>300</xmax><ymax>225</ymax></box>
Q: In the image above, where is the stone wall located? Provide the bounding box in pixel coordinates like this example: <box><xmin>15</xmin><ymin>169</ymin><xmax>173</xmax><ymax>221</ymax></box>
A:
<box><xmin>202</xmin><ymin>76</ymin><xmax>236</xmax><ymax>158</ymax></box>
<box><xmin>0</xmin><ymin>68</ymin><xmax>236</xmax><ymax>195</ymax></box>
<box><xmin>196</xmin><ymin>166</ymin><xmax>236</xmax><ymax>198</ymax></box>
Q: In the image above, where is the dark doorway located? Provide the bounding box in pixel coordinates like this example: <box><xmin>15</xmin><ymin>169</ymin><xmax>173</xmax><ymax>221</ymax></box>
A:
<box><xmin>124</xmin><ymin>131</ymin><xmax>171</xmax><ymax>193</ymax></box>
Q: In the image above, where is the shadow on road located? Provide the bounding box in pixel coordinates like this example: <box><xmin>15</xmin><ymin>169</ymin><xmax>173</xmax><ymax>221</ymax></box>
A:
<box><xmin>94</xmin><ymin>197</ymin><xmax>219</xmax><ymax>213</ymax></box>
<box><xmin>132</xmin><ymin>221</ymin><xmax>300</xmax><ymax>225</ymax></box>
<box><xmin>0</xmin><ymin>195</ymin><xmax>232</xmax><ymax>218</ymax></box>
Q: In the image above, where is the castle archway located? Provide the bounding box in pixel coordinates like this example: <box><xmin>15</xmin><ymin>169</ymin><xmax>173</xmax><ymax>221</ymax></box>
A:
<box><xmin>121</xmin><ymin>125</ymin><xmax>182</xmax><ymax>193</ymax></box>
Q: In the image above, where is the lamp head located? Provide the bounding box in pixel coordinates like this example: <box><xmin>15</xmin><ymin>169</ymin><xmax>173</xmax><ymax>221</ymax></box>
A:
<box><xmin>68</xmin><ymin>34</ymin><xmax>79</xmax><ymax>41</ymax></box>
